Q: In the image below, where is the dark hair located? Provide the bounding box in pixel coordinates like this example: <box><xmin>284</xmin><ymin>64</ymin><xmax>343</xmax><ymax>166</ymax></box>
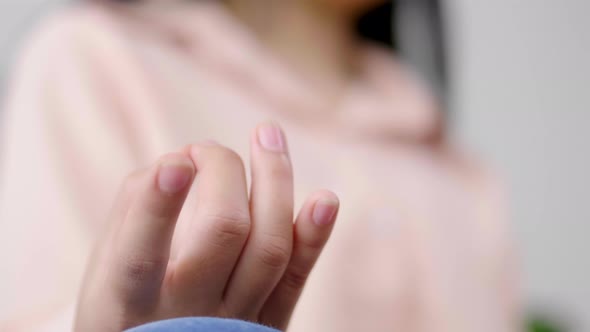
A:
<box><xmin>103</xmin><ymin>0</ymin><xmax>449</xmax><ymax>114</ymax></box>
<box><xmin>358</xmin><ymin>0</ymin><xmax>449</xmax><ymax>113</ymax></box>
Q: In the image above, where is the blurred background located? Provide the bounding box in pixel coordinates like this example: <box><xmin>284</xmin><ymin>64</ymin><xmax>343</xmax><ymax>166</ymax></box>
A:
<box><xmin>0</xmin><ymin>0</ymin><xmax>588</xmax><ymax>330</ymax></box>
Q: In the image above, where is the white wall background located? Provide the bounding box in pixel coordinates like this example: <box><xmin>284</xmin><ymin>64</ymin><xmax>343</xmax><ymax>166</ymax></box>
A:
<box><xmin>0</xmin><ymin>0</ymin><xmax>68</xmax><ymax>88</ymax></box>
<box><xmin>1</xmin><ymin>0</ymin><xmax>588</xmax><ymax>330</ymax></box>
<box><xmin>449</xmin><ymin>1</ymin><xmax>590</xmax><ymax>330</ymax></box>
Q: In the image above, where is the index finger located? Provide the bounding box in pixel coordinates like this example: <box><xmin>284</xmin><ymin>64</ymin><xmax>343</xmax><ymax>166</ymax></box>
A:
<box><xmin>111</xmin><ymin>153</ymin><xmax>195</xmax><ymax>306</ymax></box>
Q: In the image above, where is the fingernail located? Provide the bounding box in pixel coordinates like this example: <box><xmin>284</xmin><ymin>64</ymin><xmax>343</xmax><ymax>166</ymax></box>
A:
<box><xmin>158</xmin><ymin>158</ymin><xmax>194</xmax><ymax>194</ymax></box>
<box><xmin>257</xmin><ymin>122</ymin><xmax>286</xmax><ymax>153</ymax></box>
<box><xmin>312</xmin><ymin>198</ymin><xmax>339</xmax><ymax>226</ymax></box>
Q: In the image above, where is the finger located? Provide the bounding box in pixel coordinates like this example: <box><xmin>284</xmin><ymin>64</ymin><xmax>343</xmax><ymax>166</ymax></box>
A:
<box><xmin>171</xmin><ymin>143</ymin><xmax>251</xmax><ymax>305</ymax></box>
<box><xmin>85</xmin><ymin>169</ymin><xmax>146</xmax><ymax>282</ymax></box>
<box><xmin>224</xmin><ymin>122</ymin><xmax>294</xmax><ymax>317</ymax></box>
<box><xmin>111</xmin><ymin>153</ymin><xmax>195</xmax><ymax>308</ymax></box>
<box><xmin>260</xmin><ymin>190</ymin><xmax>339</xmax><ymax>329</ymax></box>
<box><xmin>105</xmin><ymin>169</ymin><xmax>146</xmax><ymax>241</ymax></box>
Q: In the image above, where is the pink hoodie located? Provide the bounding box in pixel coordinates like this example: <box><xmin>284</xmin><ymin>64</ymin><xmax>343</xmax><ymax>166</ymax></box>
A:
<box><xmin>0</xmin><ymin>1</ymin><xmax>519</xmax><ymax>331</ymax></box>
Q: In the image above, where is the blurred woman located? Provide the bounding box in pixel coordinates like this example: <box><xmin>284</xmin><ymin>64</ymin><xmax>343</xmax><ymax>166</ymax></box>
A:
<box><xmin>0</xmin><ymin>0</ymin><xmax>520</xmax><ymax>330</ymax></box>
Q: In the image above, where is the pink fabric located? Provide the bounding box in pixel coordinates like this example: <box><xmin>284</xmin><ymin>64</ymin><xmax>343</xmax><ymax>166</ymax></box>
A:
<box><xmin>0</xmin><ymin>2</ymin><xmax>519</xmax><ymax>331</ymax></box>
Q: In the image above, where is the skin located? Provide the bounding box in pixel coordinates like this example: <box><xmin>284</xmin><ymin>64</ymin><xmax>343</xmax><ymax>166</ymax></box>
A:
<box><xmin>226</xmin><ymin>0</ymin><xmax>388</xmax><ymax>102</ymax></box>
<box><xmin>74</xmin><ymin>123</ymin><xmax>339</xmax><ymax>331</ymax></box>
<box><xmin>76</xmin><ymin>1</ymin><xmax>384</xmax><ymax>330</ymax></box>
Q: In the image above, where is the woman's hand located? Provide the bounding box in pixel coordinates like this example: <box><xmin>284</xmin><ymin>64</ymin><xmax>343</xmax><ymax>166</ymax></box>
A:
<box><xmin>74</xmin><ymin>123</ymin><xmax>339</xmax><ymax>331</ymax></box>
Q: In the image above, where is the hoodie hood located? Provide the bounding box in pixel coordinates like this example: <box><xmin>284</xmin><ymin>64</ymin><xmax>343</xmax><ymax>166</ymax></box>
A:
<box><xmin>120</xmin><ymin>0</ymin><xmax>442</xmax><ymax>143</ymax></box>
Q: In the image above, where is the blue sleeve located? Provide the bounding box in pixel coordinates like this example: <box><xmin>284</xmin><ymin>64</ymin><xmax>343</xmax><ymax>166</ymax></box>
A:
<box><xmin>126</xmin><ymin>317</ymin><xmax>281</xmax><ymax>332</ymax></box>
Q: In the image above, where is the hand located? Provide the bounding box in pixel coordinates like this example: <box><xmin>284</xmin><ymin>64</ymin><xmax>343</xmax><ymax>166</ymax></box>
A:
<box><xmin>74</xmin><ymin>123</ymin><xmax>339</xmax><ymax>331</ymax></box>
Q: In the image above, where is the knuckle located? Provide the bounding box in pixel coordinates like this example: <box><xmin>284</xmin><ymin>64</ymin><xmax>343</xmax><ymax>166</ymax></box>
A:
<box><xmin>281</xmin><ymin>267</ymin><xmax>310</xmax><ymax>291</ymax></box>
<box><xmin>120</xmin><ymin>256</ymin><xmax>167</xmax><ymax>285</ymax></box>
<box><xmin>206</xmin><ymin>211</ymin><xmax>251</xmax><ymax>246</ymax></box>
<box><xmin>192</xmin><ymin>144</ymin><xmax>245</xmax><ymax>171</ymax></box>
<box><xmin>212</xmin><ymin>147</ymin><xmax>244</xmax><ymax>168</ymax></box>
<box><xmin>256</xmin><ymin>236</ymin><xmax>292</xmax><ymax>270</ymax></box>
